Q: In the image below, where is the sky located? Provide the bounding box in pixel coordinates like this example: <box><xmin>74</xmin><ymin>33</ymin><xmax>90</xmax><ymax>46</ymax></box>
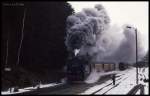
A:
<box><xmin>68</xmin><ymin>1</ymin><xmax>149</xmax><ymax>52</ymax></box>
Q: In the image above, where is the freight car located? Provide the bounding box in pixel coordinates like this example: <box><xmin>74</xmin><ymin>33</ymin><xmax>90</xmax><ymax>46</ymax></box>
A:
<box><xmin>94</xmin><ymin>63</ymin><xmax>116</xmax><ymax>72</ymax></box>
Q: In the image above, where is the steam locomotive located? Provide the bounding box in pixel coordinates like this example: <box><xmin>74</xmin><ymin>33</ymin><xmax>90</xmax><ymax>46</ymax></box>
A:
<box><xmin>65</xmin><ymin>55</ymin><xmax>128</xmax><ymax>83</ymax></box>
<box><xmin>66</xmin><ymin>55</ymin><xmax>92</xmax><ymax>83</ymax></box>
<box><xmin>65</xmin><ymin>57</ymin><xmax>111</xmax><ymax>83</ymax></box>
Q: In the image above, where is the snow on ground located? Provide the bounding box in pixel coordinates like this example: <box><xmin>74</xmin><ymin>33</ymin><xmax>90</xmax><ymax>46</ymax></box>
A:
<box><xmin>39</xmin><ymin>83</ymin><xmax>60</xmax><ymax>88</ymax></box>
<box><xmin>81</xmin><ymin>68</ymin><xmax>131</xmax><ymax>94</ymax></box>
<box><xmin>85</xmin><ymin>69</ymin><xmax>119</xmax><ymax>84</ymax></box>
<box><xmin>1</xmin><ymin>83</ymin><xmax>63</xmax><ymax>95</ymax></box>
<box><xmin>1</xmin><ymin>88</ymin><xmax>31</xmax><ymax>95</ymax></box>
<box><xmin>105</xmin><ymin>68</ymin><xmax>137</xmax><ymax>94</ymax></box>
<box><xmin>82</xmin><ymin>67</ymin><xmax>149</xmax><ymax>95</ymax></box>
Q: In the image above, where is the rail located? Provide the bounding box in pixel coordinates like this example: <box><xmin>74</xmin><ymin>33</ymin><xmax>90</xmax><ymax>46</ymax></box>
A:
<box><xmin>127</xmin><ymin>84</ymin><xmax>145</xmax><ymax>95</ymax></box>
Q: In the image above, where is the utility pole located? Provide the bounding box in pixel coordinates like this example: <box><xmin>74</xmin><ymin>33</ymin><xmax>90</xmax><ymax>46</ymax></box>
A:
<box><xmin>16</xmin><ymin>7</ymin><xmax>26</xmax><ymax>65</ymax></box>
<box><xmin>135</xmin><ymin>28</ymin><xmax>138</xmax><ymax>84</ymax></box>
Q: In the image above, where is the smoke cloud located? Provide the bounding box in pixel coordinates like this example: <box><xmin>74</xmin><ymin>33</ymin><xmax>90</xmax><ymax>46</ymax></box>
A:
<box><xmin>65</xmin><ymin>4</ymin><xmax>147</xmax><ymax>64</ymax></box>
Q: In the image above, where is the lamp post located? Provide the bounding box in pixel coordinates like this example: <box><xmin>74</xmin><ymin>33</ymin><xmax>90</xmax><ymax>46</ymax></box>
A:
<box><xmin>135</xmin><ymin>28</ymin><xmax>138</xmax><ymax>85</ymax></box>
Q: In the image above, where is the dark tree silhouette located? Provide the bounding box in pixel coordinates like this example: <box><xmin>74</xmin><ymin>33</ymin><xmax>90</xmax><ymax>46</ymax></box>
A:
<box><xmin>1</xmin><ymin>2</ymin><xmax>74</xmax><ymax>90</ymax></box>
<box><xmin>21</xmin><ymin>2</ymin><xmax>74</xmax><ymax>72</ymax></box>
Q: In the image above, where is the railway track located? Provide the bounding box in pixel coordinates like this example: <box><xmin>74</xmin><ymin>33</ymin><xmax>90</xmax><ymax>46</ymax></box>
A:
<box><xmin>43</xmin><ymin>72</ymin><xmax>127</xmax><ymax>95</ymax></box>
<box><xmin>102</xmin><ymin>77</ymin><xmax>128</xmax><ymax>94</ymax></box>
<box><xmin>89</xmin><ymin>75</ymin><xmax>128</xmax><ymax>95</ymax></box>
<box><xmin>15</xmin><ymin>71</ymin><xmax>128</xmax><ymax>95</ymax></box>
<box><xmin>42</xmin><ymin>74</ymin><xmax>114</xmax><ymax>94</ymax></box>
